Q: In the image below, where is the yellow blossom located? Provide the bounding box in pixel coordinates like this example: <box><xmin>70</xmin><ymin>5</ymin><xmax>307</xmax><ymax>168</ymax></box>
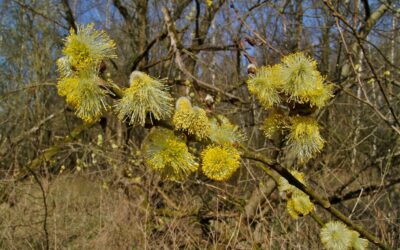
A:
<box><xmin>173</xmin><ymin>97</ymin><xmax>194</xmax><ymax>130</ymax></box>
<box><xmin>62</xmin><ymin>23</ymin><xmax>116</xmax><ymax>73</ymax></box>
<box><xmin>280</xmin><ymin>52</ymin><xmax>332</xmax><ymax>107</ymax></box>
<box><xmin>306</xmin><ymin>79</ymin><xmax>334</xmax><ymax>108</ymax></box>
<box><xmin>57</xmin><ymin>74</ymin><xmax>107</xmax><ymax>122</ymax></box>
<box><xmin>287</xmin><ymin>116</ymin><xmax>324</xmax><ymax>163</ymax></box>
<box><xmin>320</xmin><ymin>221</ymin><xmax>353</xmax><ymax>250</ymax></box>
<box><xmin>173</xmin><ymin>97</ymin><xmax>210</xmax><ymax>139</ymax></box>
<box><xmin>262</xmin><ymin>110</ymin><xmax>288</xmax><ymax>139</ymax></box>
<box><xmin>280</xmin><ymin>52</ymin><xmax>318</xmax><ymax>97</ymax></box>
<box><xmin>115</xmin><ymin>71</ymin><xmax>173</xmax><ymax>126</ymax></box>
<box><xmin>142</xmin><ymin>128</ymin><xmax>198</xmax><ymax>180</ymax></box>
<box><xmin>191</xmin><ymin>106</ymin><xmax>211</xmax><ymax>139</ymax></box>
<box><xmin>286</xmin><ymin>192</ymin><xmax>314</xmax><ymax>219</ymax></box>
<box><xmin>201</xmin><ymin>145</ymin><xmax>240</xmax><ymax>181</ymax></box>
<box><xmin>247</xmin><ymin>64</ymin><xmax>282</xmax><ymax>108</ymax></box>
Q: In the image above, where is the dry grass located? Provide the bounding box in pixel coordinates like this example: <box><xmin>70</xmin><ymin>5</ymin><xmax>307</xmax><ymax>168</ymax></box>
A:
<box><xmin>0</xmin><ymin>164</ymin><xmax>398</xmax><ymax>249</ymax></box>
<box><xmin>0</xmin><ymin>171</ymin><xmax>322</xmax><ymax>249</ymax></box>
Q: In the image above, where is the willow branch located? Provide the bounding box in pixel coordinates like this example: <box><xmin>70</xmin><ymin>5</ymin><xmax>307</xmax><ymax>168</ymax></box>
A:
<box><xmin>241</xmin><ymin>148</ymin><xmax>390</xmax><ymax>250</ymax></box>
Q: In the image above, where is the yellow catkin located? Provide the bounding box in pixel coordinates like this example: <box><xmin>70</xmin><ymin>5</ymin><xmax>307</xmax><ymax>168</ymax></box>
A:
<box><xmin>286</xmin><ymin>192</ymin><xmax>314</xmax><ymax>219</ymax></box>
<box><xmin>173</xmin><ymin>97</ymin><xmax>210</xmax><ymax>139</ymax></box>
<box><xmin>142</xmin><ymin>128</ymin><xmax>198</xmax><ymax>180</ymax></box>
<box><xmin>173</xmin><ymin>97</ymin><xmax>195</xmax><ymax>131</ymax></box>
<box><xmin>280</xmin><ymin>52</ymin><xmax>332</xmax><ymax>107</ymax></box>
<box><xmin>62</xmin><ymin>23</ymin><xmax>116</xmax><ymax>73</ymax></box>
<box><xmin>320</xmin><ymin>221</ymin><xmax>353</xmax><ymax>250</ymax></box>
<box><xmin>287</xmin><ymin>116</ymin><xmax>324</xmax><ymax>163</ymax></box>
<box><xmin>56</xmin><ymin>24</ymin><xmax>117</xmax><ymax>122</ymax></box>
<box><xmin>247</xmin><ymin>64</ymin><xmax>282</xmax><ymax>108</ymax></box>
<box><xmin>201</xmin><ymin>145</ymin><xmax>240</xmax><ymax>181</ymax></box>
<box><xmin>57</xmin><ymin>75</ymin><xmax>107</xmax><ymax>122</ymax></box>
<box><xmin>115</xmin><ymin>71</ymin><xmax>173</xmax><ymax>126</ymax></box>
<box><xmin>191</xmin><ymin>107</ymin><xmax>211</xmax><ymax>139</ymax></box>
<box><xmin>262</xmin><ymin>110</ymin><xmax>287</xmax><ymax>139</ymax></box>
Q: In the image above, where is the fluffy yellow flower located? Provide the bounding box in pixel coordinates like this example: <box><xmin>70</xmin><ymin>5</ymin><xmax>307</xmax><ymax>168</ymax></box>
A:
<box><xmin>208</xmin><ymin>115</ymin><xmax>244</xmax><ymax>146</ymax></box>
<box><xmin>201</xmin><ymin>145</ymin><xmax>241</xmax><ymax>181</ymax></box>
<box><xmin>306</xmin><ymin>79</ymin><xmax>334</xmax><ymax>108</ymax></box>
<box><xmin>191</xmin><ymin>107</ymin><xmax>211</xmax><ymax>139</ymax></box>
<box><xmin>286</xmin><ymin>192</ymin><xmax>314</xmax><ymax>219</ymax></box>
<box><xmin>280</xmin><ymin>52</ymin><xmax>332</xmax><ymax>108</ymax></box>
<box><xmin>57</xmin><ymin>74</ymin><xmax>107</xmax><ymax>122</ymax></box>
<box><xmin>142</xmin><ymin>128</ymin><xmax>198</xmax><ymax>180</ymax></box>
<box><xmin>280</xmin><ymin>53</ymin><xmax>318</xmax><ymax>98</ymax></box>
<box><xmin>173</xmin><ymin>97</ymin><xmax>210</xmax><ymax>139</ymax></box>
<box><xmin>320</xmin><ymin>221</ymin><xmax>353</xmax><ymax>250</ymax></box>
<box><xmin>57</xmin><ymin>75</ymin><xmax>80</xmax><ymax>107</ymax></box>
<box><xmin>115</xmin><ymin>71</ymin><xmax>173</xmax><ymax>126</ymax></box>
<box><xmin>262</xmin><ymin>110</ymin><xmax>287</xmax><ymax>139</ymax></box>
<box><xmin>287</xmin><ymin>116</ymin><xmax>325</xmax><ymax>163</ymax></box>
<box><xmin>173</xmin><ymin>97</ymin><xmax>194</xmax><ymax>129</ymax></box>
<box><xmin>247</xmin><ymin>64</ymin><xmax>282</xmax><ymax>108</ymax></box>
<box><xmin>62</xmin><ymin>23</ymin><xmax>116</xmax><ymax>73</ymax></box>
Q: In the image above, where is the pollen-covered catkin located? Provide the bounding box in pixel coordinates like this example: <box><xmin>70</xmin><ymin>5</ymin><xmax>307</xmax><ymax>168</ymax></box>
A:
<box><xmin>201</xmin><ymin>145</ymin><xmax>240</xmax><ymax>181</ymax></box>
<box><xmin>115</xmin><ymin>71</ymin><xmax>173</xmax><ymax>126</ymax></box>
<box><xmin>56</xmin><ymin>24</ymin><xmax>117</xmax><ymax>122</ymax></box>
<box><xmin>173</xmin><ymin>97</ymin><xmax>210</xmax><ymax>139</ymax></box>
<box><xmin>142</xmin><ymin>127</ymin><xmax>198</xmax><ymax>180</ymax></box>
<box><xmin>319</xmin><ymin>221</ymin><xmax>368</xmax><ymax>250</ymax></box>
<box><xmin>286</xmin><ymin>192</ymin><xmax>314</xmax><ymax>219</ymax></box>
<box><xmin>62</xmin><ymin>24</ymin><xmax>116</xmax><ymax>73</ymax></box>
<box><xmin>320</xmin><ymin>221</ymin><xmax>353</xmax><ymax>250</ymax></box>
<box><xmin>262</xmin><ymin>110</ymin><xmax>287</xmax><ymax>139</ymax></box>
<box><xmin>247</xmin><ymin>64</ymin><xmax>282</xmax><ymax>108</ymax></box>
<box><xmin>287</xmin><ymin>116</ymin><xmax>325</xmax><ymax>163</ymax></box>
<box><xmin>57</xmin><ymin>74</ymin><xmax>107</xmax><ymax>123</ymax></box>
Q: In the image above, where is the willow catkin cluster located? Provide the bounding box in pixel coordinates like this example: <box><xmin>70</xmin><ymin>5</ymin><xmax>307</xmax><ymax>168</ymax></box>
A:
<box><xmin>56</xmin><ymin>24</ymin><xmax>117</xmax><ymax>122</ymax></box>
<box><xmin>247</xmin><ymin>52</ymin><xmax>332</xmax><ymax>163</ymax></box>
<box><xmin>142</xmin><ymin>127</ymin><xmax>198</xmax><ymax>180</ymax></box>
<box><xmin>115</xmin><ymin>71</ymin><xmax>173</xmax><ymax>126</ymax></box>
<box><xmin>173</xmin><ymin>97</ymin><xmax>210</xmax><ymax>139</ymax></box>
<box><xmin>320</xmin><ymin>221</ymin><xmax>368</xmax><ymax>250</ymax></box>
<box><xmin>278</xmin><ymin>170</ymin><xmax>314</xmax><ymax>219</ymax></box>
<box><xmin>201</xmin><ymin>145</ymin><xmax>240</xmax><ymax>181</ymax></box>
